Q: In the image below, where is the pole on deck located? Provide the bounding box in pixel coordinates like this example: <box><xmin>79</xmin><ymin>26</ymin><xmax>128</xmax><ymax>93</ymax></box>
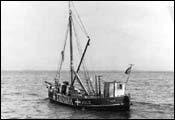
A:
<box><xmin>95</xmin><ymin>75</ymin><xmax>98</xmax><ymax>95</ymax></box>
<box><xmin>98</xmin><ymin>76</ymin><xmax>101</xmax><ymax>96</ymax></box>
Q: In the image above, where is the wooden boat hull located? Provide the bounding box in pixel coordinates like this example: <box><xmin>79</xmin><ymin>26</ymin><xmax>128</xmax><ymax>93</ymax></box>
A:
<box><xmin>48</xmin><ymin>91</ymin><xmax>130</xmax><ymax>111</ymax></box>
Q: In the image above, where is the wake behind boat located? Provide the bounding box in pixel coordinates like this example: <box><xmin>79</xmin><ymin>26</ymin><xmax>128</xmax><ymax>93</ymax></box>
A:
<box><xmin>45</xmin><ymin>1</ymin><xmax>133</xmax><ymax>111</ymax></box>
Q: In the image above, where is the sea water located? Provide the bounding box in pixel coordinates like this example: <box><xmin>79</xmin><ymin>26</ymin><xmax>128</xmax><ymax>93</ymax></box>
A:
<box><xmin>1</xmin><ymin>71</ymin><xmax>174</xmax><ymax>119</ymax></box>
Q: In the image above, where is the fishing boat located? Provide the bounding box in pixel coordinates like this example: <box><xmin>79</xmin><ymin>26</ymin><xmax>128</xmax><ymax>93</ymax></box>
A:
<box><xmin>45</xmin><ymin>1</ymin><xmax>133</xmax><ymax>111</ymax></box>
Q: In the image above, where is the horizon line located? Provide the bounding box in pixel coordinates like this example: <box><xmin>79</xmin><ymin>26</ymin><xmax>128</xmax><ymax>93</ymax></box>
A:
<box><xmin>1</xmin><ymin>69</ymin><xmax>174</xmax><ymax>72</ymax></box>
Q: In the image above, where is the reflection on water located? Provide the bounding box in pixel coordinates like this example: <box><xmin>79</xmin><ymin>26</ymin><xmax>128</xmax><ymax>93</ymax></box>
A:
<box><xmin>1</xmin><ymin>71</ymin><xmax>174</xmax><ymax>119</ymax></box>
<box><xmin>46</xmin><ymin>99</ymin><xmax>131</xmax><ymax>119</ymax></box>
<box><xmin>47</xmin><ymin>100</ymin><xmax>131</xmax><ymax>119</ymax></box>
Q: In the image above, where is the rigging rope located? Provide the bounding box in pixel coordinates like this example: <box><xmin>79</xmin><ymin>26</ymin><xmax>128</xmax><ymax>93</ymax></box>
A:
<box><xmin>72</xmin><ymin>18</ymin><xmax>91</xmax><ymax>91</ymax></box>
<box><xmin>72</xmin><ymin>17</ymin><xmax>95</xmax><ymax>93</ymax></box>
<box><xmin>70</xmin><ymin>2</ymin><xmax>91</xmax><ymax>80</ymax></box>
<box><xmin>55</xmin><ymin>21</ymin><xmax>69</xmax><ymax>81</ymax></box>
<box><xmin>72</xmin><ymin>18</ymin><xmax>95</xmax><ymax>93</ymax></box>
<box><xmin>70</xmin><ymin>3</ymin><xmax>95</xmax><ymax>93</ymax></box>
<box><xmin>71</xmin><ymin>1</ymin><xmax>89</xmax><ymax>38</ymax></box>
<box><xmin>72</xmin><ymin>19</ymin><xmax>89</xmax><ymax>77</ymax></box>
<box><xmin>72</xmin><ymin>13</ymin><xmax>88</xmax><ymax>39</ymax></box>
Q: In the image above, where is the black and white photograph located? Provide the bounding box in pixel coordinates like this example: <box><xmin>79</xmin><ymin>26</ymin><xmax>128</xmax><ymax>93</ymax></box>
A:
<box><xmin>1</xmin><ymin>1</ymin><xmax>174</xmax><ymax>119</ymax></box>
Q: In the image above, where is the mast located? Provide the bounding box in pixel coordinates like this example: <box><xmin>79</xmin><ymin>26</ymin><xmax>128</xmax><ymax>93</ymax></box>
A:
<box><xmin>69</xmin><ymin>1</ymin><xmax>74</xmax><ymax>83</ymax></box>
<box><xmin>68</xmin><ymin>2</ymin><xmax>92</xmax><ymax>95</ymax></box>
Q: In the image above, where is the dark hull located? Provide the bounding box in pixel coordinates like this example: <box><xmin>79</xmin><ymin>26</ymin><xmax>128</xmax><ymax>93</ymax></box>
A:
<box><xmin>48</xmin><ymin>91</ymin><xmax>130</xmax><ymax>111</ymax></box>
<box><xmin>50</xmin><ymin>99</ymin><xmax>130</xmax><ymax>111</ymax></box>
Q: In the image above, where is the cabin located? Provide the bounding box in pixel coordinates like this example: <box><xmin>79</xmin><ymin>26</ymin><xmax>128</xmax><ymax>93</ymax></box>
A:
<box><xmin>104</xmin><ymin>81</ymin><xmax>125</xmax><ymax>98</ymax></box>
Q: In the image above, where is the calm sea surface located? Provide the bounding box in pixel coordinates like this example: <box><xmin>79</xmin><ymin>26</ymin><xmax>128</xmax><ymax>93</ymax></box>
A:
<box><xmin>1</xmin><ymin>71</ymin><xmax>174</xmax><ymax>119</ymax></box>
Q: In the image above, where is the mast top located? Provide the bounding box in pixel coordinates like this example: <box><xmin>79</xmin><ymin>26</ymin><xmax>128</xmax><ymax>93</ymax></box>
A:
<box><xmin>68</xmin><ymin>1</ymin><xmax>72</xmax><ymax>15</ymax></box>
<box><xmin>68</xmin><ymin>1</ymin><xmax>70</xmax><ymax>10</ymax></box>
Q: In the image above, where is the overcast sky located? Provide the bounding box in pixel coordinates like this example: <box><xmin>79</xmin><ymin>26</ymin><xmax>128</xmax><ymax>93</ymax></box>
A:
<box><xmin>1</xmin><ymin>1</ymin><xmax>174</xmax><ymax>71</ymax></box>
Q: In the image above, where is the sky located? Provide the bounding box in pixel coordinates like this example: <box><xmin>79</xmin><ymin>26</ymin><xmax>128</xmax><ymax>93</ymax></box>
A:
<box><xmin>1</xmin><ymin>1</ymin><xmax>174</xmax><ymax>71</ymax></box>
